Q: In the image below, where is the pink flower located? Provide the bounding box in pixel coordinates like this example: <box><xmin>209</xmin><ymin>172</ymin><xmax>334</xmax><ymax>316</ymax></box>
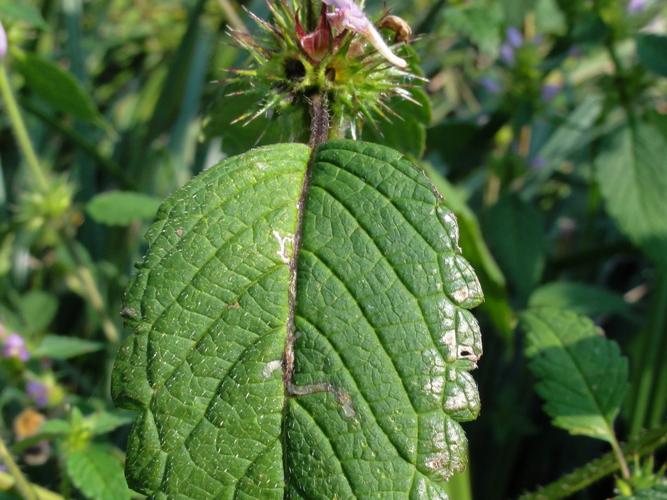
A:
<box><xmin>3</xmin><ymin>333</ymin><xmax>29</xmax><ymax>362</ymax></box>
<box><xmin>0</xmin><ymin>21</ymin><xmax>7</xmax><ymax>61</ymax></box>
<box><xmin>322</xmin><ymin>0</ymin><xmax>407</xmax><ymax>68</ymax></box>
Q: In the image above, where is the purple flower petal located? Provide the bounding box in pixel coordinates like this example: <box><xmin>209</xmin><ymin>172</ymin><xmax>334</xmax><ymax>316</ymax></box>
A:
<box><xmin>541</xmin><ymin>83</ymin><xmax>561</xmax><ymax>102</ymax></box>
<box><xmin>3</xmin><ymin>333</ymin><xmax>29</xmax><ymax>362</ymax></box>
<box><xmin>506</xmin><ymin>27</ymin><xmax>524</xmax><ymax>48</ymax></box>
<box><xmin>531</xmin><ymin>156</ymin><xmax>547</xmax><ymax>170</ymax></box>
<box><xmin>627</xmin><ymin>0</ymin><xmax>647</xmax><ymax>13</ymax></box>
<box><xmin>500</xmin><ymin>42</ymin><xmax>515</xmax><ymax>65</ymax></box>
<box><xmin>322</xmin><ymin>0</ymin><xmax>407</xmax><ymax>67</ymax></box>
<box><xmin>480</xmin><ymin>77</ymin><xmax>502</xmax><ymax>95</ymax></box>
<box><xmin>26</xmin><ymin>381</ymin><xmax>49</xmax><ymax>407</ymax></box>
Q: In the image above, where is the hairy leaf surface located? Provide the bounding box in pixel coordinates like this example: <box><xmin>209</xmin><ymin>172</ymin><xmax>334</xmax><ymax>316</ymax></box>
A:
<box><xmin>113</xmin><ymin>140</ymin><xmax>483</xmax><ymax>498</ymax></box>
<box><xmin>521</xmin><ymin>308</ymin><xmax>628</xmax><ymax>443</ymax></box>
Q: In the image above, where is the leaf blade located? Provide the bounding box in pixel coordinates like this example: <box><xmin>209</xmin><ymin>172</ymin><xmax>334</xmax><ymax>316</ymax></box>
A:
<box><xmin>113</xmin><ymin>141</ymin><xmax>484</xmax><ymax>497</ymax></box>
<box><xmin>86</xmin><ymin>191</ymin><xmax>162</xmax><ymax>226</ymax></box>
<box><xmin>597</xmin><ymin>120</ymin><xmax>667</xmax><ymax>269</ymax></box>
<box><xmin>521</xmin><ymin>308</ymin><xmax>628</xmax><ymax>442</ymax></box>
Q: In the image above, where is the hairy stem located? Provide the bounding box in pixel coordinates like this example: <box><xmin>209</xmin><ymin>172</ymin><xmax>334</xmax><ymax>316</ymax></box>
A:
<box><xmin>520</xmin><ymin>422</ymin><xmax>667</xmax><ymax>499</ymax></box>
<box><xmin>0</xmin><ymin>65</ymin><xmax>49</xmax><ymax>192</ymax></box>
<box><xmin>308</xmin><ymin>93</ymin><xmax>330</xmax><ymax>149</ymax></box>
<box><xmin>0</xmin><ymin>436</ymin><xmax>38</xmax><ymax>500</ymax></box>
<box><xmin>609</xmin><ymin>432</ymin><xmax>631</xmax><ymax>480</ymax></box>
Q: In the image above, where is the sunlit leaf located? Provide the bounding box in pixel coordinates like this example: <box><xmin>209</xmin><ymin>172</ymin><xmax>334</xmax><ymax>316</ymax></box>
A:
<box><xmin>113</xmin><ymin>141</ymin><xmax>484</xmax><ymax>497</ymax></box>
<box><xmin>66</xmin><ymin>445</ymin><xmax>132</xmax><ymax>500</ymax></box>
<box><xmin>521</xmin><ymin>308</ymin><xmax>628</xmax><ymax>443</ymax></box>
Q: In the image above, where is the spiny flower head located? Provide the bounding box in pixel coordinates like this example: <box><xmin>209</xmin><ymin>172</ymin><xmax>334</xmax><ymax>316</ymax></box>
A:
<box><xmin>226</xmin><ymin>0</ymin><xmax>422</xmax><ymax>137</ymax></box>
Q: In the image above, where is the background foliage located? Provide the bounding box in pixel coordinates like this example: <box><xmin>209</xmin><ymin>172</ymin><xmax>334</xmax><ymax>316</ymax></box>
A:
<box><xmin>0</xmin><ymin>0</ymin><xmax>666</xmax><ymax>498</ymax></box>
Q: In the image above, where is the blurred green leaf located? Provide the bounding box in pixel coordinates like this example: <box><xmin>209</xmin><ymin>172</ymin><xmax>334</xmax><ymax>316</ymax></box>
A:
<box><xmin>34</xmin><ymin>335</ymin><xmax>103</xmax><ymax>360</ymax></box>
<box><xmin>636</xmin><ymin>34</ymin><xmax>667</xmax><ymax>77</ymax></box>
<box><xmin>535</xmin><ymin>0</ymin><xmax>566</xmax><ymax>35</ymax></box>
<box><xmin>521</xmin><ymin>308</ymin><xmax>628</xmax><ymax>443</ymax></box>
<box><xmin>442</xmin><ymin>2</ymin><xmax>503</xmax><ymax>55</ymax></box>
<box><xmin>86</xmin><ymin>411</ymin><xmax>132</xmax><ymax>436</ymax></box>
<box><xmin>38</xmin><ymin>419</ymin><xmax>71</xmax><ymax>436</ymax></box>
<box><xmin>597</xmin><ymin>119</ymin><xmax>667</xmax><ymax>269</ymax></box>
<box><xmin>362</xmin><ymin>87</ymin><xmax>431</xmax><ymax>160</ymax></box>
<box><xmin>86</xmin><ymin>191</ymin><xmax>162</xmax><ymax>226</ymax></box>
<box><xmin>529</xmin><ymin>282</ymin><xmax>635</xmax><ymax>321</ymax></box>
<box><xmin>66</xmin><ymin>445</ymin><xmax>132</xmax><ymax>500</ymax></box>
<box><xmin>12</xmin><ymin>51</ymin><xmax>101</xmax><ymax>124</ymax></box>
<box><xmin>16</xmin><ymin>291</ymin><xmax>58</xmax><ymax>335</ymax></box>
<box><xmin>616</xmin><ymin>484</ymin><xmax>667</xmax><ymax>499</ymax></box>
<box><xmin>0</xmin><ymin>1</ymin><xmax>47</xmax><ymax>29</ymax></box>
<box><xmin>483</xmin><ymin>195</ymin><xmax>545</xmax><ymax>300</ymax></box>
<box><xmin>525</xmin><ymin>95</ymin><xmax>603</xmax><ymax>197</ymax></box>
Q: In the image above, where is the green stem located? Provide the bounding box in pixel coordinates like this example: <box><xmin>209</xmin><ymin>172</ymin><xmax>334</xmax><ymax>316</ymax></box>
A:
<box><xmin>21</xmin><ymin>99</ymin><xmax>130</xmax><ymax>187</ymax></box>
<box><xmin>0</xmin><ymin>436</ymin><xmax>38</xmax><ymax>500</ymax></box>
<box><xmin>0</xmin><ymin>65</ymin><xmax>49</xmax><ymax>192</ymax></box>
<box><xmin>0</xmin><ymin>472</ymin><xmax>62</xmax><ymax>500</ymax></box>
<box><xmin>631</xmin><ymin>273</ymin><xmax>667</xmax><ymax>435</ymax></box>
<box><xmin>520</xmin><ymin>422</ymin><xmax>667</xmax><ymax>500</ymax></box>
<box><xmin>63</xmin><ymin>238</ymin><xmax>120</xmax><ymax>344</ymax></box>
<box><xmin>609</xmin><ymin>431</ymin><xmax>631</xmax><ymax>480</ymax></box>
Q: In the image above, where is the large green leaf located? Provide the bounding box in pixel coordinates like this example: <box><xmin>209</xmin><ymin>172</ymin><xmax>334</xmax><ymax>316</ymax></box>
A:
<box><xmin>112</xmin><ymin>140</ymin><xmax>484</xmax><ymax>498</ymax></box>
<box><xmin>521</xmin><ymin>308</ymin><xmax>628</xmax><ymax>443</ymax></box>
<box><xmin>597</xmin><ymin>120</ymin><xmax>667</xmax><ymax>269</ymax></box>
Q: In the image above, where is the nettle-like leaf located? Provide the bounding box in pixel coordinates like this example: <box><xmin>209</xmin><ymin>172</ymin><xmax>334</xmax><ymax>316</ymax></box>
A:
<box><xmin>66</xmin><ymin>445</ymin><xmax>132</xmax><ymax>500</ymax></box>
<box><xmin>597</xmin><ymin>118</ymin><xmax>667</xmax><ymax>269</ymax></box>
<box><xmin>112</xmin><ymin>140</ymin><xmax>484</xmax><ymax>498</ymax></box>
<box><xmin>521</xmin><ymin>308</ymin><xmax>628</xmax><ymax>443</ymax></box>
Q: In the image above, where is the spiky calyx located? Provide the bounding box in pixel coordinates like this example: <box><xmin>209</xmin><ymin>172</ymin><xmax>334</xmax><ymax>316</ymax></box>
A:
<box><xmin>226</xmin><ymin>0</ymin><xmax>422</xmax><ymax>138</ymax></box>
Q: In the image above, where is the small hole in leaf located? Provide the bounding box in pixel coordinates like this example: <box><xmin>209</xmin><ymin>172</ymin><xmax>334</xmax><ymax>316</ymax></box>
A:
<box><xmin>325</xmin><ymin>67</ymin><xmax>336</xmax><ymax>82</ymax></box>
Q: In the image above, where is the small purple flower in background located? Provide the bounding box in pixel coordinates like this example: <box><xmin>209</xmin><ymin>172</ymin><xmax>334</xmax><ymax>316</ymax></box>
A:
<box><xmin>541</xmin><ymin>83</ymin><xmax>562</xmax><ymax>102</ymax></box>
<box><xmin>26</xmin><ymin>380</ymin><xmax>49</xmax><ymax>407</ymax></box>
<box><xmin>480</xmin><ymin>77</ymin><xmax>502</xmax><ymax>95</ymax></box>
<box><xmin>500</xmin><ymin>27</ymin><xmax>524</xmax><ymax>65</ymax></box>
<box><xmin>506</xmin><ymin>27</ymin><xmax>524</xmax><ymax>48</ymax></box>
<box><xmin>531</xmin><ymin>156</ymin><xmax>547</xmax><ymax>170</ymax></box>
<box><xmin>0</xmin><ymin>20</ymin><xmax>6</xmax><ymax>61</ymax></box>
<box><xmin>322</xmin><ymin>0</ymin><xmax>407</xmax><ymax>68</ymax></box>
<box><xmin>627</xmin><ymin>0</ymin><xmax>647</xmax><ymax>14</ymax></box>
<box><xmin>2</xmin><ymin>333</ymin><xmax>29</xmax><ymax>362</ymax></box>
